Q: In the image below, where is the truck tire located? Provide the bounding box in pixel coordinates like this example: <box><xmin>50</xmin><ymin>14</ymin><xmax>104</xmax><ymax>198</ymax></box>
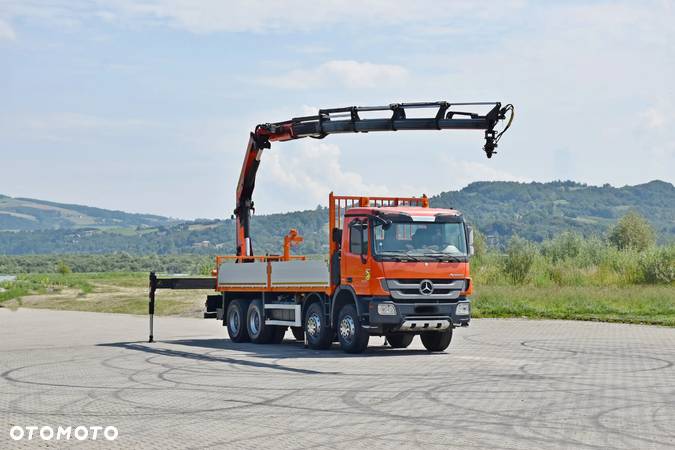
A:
<box><xmin>291</xmin><ymin>326</ymin><xmax>304</xmax><ymax>341</ymax></box>
<box><xmin>246</xmin><ymin>299</ymin><xmax>274</xmax><ymax>344</ymax></box>
<box><xmin>270</xmin><ymin>326</ymin><xmax>287</xmax><ymax>344</ymax></box>
<box><xmin>337</xmin><ymin>304</ymin><xmax>369</xmax><ymax>354</ymax></box>
<box><xmin>305</xmin><ymin>302</ymin><xmax>332</xmax><ymax>350</ymax></box>
<box><xmin>421</xmin><ymin>329</ymin><xmax>453</xmax><ymax>352</ymax></box>
<box><xmin>386</xmin><ymin>333</ymin><xmax>414</xmax><ymax>349</ymax></box>
<box><xmin>226</xmin><ymin>299</ymin><xmax>250</xmax><ymax>343</ymax></box>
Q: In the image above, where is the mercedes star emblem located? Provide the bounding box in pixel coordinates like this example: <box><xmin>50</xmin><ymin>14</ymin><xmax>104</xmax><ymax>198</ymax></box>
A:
<box><xmin>419</xmin><ymin>279</ymin><xmax>434</xmax><ymax>295</ymax></box>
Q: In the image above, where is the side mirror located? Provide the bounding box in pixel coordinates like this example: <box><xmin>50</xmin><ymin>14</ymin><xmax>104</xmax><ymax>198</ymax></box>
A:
<box><xmin>360</xmin><ymin>225</ymin><xmax>368</xmax><ymax>264</ymax></box>
<box><xmin>467</xmin><ymin>225</ymin><xmax>475</xmax><ymax>257</ymax></box>
<box><xmin>332</xmin><ymin>228</ymin><xmax>342</xmax><ymax>245</ymax></box>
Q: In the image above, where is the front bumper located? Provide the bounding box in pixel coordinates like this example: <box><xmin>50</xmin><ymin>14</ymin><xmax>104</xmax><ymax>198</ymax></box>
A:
<box><xmin>362</xmin><ymin>297</ymin><xmax>471</xmax><ymax>332</ymax></box>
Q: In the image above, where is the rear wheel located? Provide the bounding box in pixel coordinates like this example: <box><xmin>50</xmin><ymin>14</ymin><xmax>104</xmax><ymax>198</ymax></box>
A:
<box><xmin>291</xmin><ymin>326</ymin><xmax>304</xmax><ymax>341</ymax></box>
<box><xmin>337</xmin><ymin>304</ymin><xmax>369</xmax><ymax>354</ymax></box>
<box><xmin>226</xmin><ymin>299</ymin><xmax>250</xmax><ymax>343</ymax></box>
<box><xmin>246</xmin><ymin>299</ymin><xmax>274</xmax><ymax>344</ymax></box>
<box><xmin>305</xmin><ymin>302</ymin><xmax>332</xmax><ymax>350</ymax></box>
<box><xmin>386</xmin><ymin>333</ymin><xmax>414</xmax><ymax>349</ymax></box>
<box><xmin>421</xmin><ymin>329</ymin><xmax>453</xmax><ymax>352</ymax></box>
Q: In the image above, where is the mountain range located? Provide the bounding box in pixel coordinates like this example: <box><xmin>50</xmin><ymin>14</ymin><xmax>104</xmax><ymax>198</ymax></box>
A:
<box><xmin>0</xmin><ymin>194</ymin><xmax>176</xmax><ymax>231</ymax></box>
<box><xmin>0</xmin><ymin>180</ymin><xmax>672</xmax><ymax>255</ymax></box>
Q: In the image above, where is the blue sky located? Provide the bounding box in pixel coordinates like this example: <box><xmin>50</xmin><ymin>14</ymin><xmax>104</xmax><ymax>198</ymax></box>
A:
<box><xmin>1</xmin><ymin>1</ymin><xmax>673</xmax><ymax>219</ymax></box>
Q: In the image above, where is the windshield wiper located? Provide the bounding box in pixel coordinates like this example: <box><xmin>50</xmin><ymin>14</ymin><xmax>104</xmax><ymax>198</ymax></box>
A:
<box><xmin>379</xmin><ymin>251</ymin><xmax>419</xmax><ymax>262</ymax></box>
<box><xmin>423</xmin><ymin>252</ymin><xmax>465</xmax><ymax>262</ymax></box>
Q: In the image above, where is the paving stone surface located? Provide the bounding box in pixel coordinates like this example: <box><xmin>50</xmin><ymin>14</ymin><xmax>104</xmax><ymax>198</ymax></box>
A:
<box><xmin>1</xmin><ymin>308</ymin><xmax>674</xmax><ymax>449</ymax></box>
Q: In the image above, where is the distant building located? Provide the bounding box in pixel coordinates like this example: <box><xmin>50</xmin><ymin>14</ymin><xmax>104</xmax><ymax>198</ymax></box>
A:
<box><xmin>192</xmin><ymin>240</ymin><xmax>211</xmax><ymax>249</ymax></box>
<box><xmin>0</xmin><ymin>275</ymin><xmax>17</xmax><ymax>283</ymax></box>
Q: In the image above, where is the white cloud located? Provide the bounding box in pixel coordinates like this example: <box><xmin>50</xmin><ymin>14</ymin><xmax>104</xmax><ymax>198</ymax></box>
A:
<box><xmin>0</xmin><ymin>18</ymin><xmax>16</xmax><ymax>41</ymax></box>
<box><xmin>258</xmin><ymin>60</ymin><xmax>409</xmax><ymax>90</ymax></box>
<box><xmin>251</xmin><ymin>140</ymin><xmax>528</xmax><ymax>214</ymax></box>
<box><xmin>102</xmin><ymin>0</ymin><xmax>523</xmax><ymax>34</ymax></box>
<box><xmin>635</xmin><ymin>103</ymin><xmax>675</xmax><ymax>160</ymax></box>
<box><xmin>435</xmin><ymin>157</ymin><xmax>529</xmax><ymax>191</ymax></box>
<box><xmin>641</xmin><ymin>108</ymin><xmax>667</xmax><ymax>130</ymax></box>
<box><xmin>0</xmin><ymin>113</ymin><xmax>158</xmax><ymax>144</ymax></box>
<box><xmin>257</xmin><ymin>140</ymin><xmax>389</xmax><ymax>212</ymax></box>
<box><xmin>0</xmin><ymin>0</ymin><xmax>525</xmax><ymax>35</ymax></box>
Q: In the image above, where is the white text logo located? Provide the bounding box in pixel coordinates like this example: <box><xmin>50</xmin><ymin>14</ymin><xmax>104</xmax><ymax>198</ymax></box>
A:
<box><xmin>9</xmin><ymin>425</ymin><xmax>118</xmax><ymax>441</ymax></box>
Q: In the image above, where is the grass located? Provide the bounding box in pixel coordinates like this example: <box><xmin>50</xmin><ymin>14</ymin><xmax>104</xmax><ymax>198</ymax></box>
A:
<box><xmin>472</xmin><ymin>285</ymin><xmax>675</xmax><ymax>326</ymax></box>
<box><xmin>1</xmin><ymin>273</ymin><xmax>95</xmax><ymax>303</ymax></box>
<box><xmin>1</xmin><ymin>272</ymin><xmax>205</xmax><ymax>316</ymax></box>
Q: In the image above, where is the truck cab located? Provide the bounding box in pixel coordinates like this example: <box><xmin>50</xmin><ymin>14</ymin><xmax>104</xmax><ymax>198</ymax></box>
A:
<box><xmin>327</xmin><ymin>202</ymin><xmax>473</xmax><ymax>352</ymax></box>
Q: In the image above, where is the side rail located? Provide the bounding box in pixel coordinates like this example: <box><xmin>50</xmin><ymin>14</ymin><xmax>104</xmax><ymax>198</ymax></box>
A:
<box><xmin>147</xmin><ymin>272</ymin><xmax>217</xmax><ymax>343</ymax></box>
<box><xmin>215</xmin><ymin>258</ymin><xmax>329</xmax><ymax>292</ymax></box>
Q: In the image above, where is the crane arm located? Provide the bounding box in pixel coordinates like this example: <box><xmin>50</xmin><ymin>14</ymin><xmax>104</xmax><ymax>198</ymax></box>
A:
<box><xmin>234</xmin><ymin>101</ymin><xmax>514</xmax><ymax>258</ymax></box>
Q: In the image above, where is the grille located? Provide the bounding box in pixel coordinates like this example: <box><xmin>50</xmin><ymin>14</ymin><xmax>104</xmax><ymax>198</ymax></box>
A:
<box><xmin>386</xmin><ymin>278</ymin><xmax>465</xmax><ymax>301</ymax></box>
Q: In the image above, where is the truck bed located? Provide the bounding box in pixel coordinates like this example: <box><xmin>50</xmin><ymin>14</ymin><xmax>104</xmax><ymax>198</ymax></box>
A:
<box><xmin>216</xmin><ymin>259</ymin><xmax>330</xmax><ymax>293</ymax></box>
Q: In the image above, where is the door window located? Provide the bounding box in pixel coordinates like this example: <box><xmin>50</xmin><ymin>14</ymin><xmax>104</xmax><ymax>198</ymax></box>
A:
<box><xmin>349</xmin><ymin>221</ymin><xmax>368</xmax><ymax>255</ymax></box>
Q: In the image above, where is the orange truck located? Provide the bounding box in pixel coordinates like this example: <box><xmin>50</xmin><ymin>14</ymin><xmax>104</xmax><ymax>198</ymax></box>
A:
<box><xmin>149</xmin><ymin>101</ymin><xmax>514</xmax><ymax>353</ymax></box>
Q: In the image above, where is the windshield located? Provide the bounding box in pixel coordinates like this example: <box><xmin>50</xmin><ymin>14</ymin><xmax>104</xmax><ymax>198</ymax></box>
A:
<box><xmin>373</xmin><ymin>221</ymin><xmax>468</xmax><ymax>260</ymax></box>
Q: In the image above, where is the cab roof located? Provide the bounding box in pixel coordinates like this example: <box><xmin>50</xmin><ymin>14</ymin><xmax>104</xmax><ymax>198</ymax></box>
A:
<box><xmin>346</xmin><ymin>205</ymin><xmax>462</xmax><ymax>218</ymax></box>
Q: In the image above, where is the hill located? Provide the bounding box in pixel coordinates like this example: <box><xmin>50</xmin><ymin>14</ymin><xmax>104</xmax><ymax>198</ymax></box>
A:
<box><xmin>0</xmin><ymin>180</ymin><xmax>672</xmax><ymax>255</ymax></box>
<box><xmin>431</xmin><ymin>180</ymin><xmax>675</xmax><ymax>243</ymax></box>
<box><xmin>0</xmin><ymin>194</ymin><xmax>177</xmax><ymax>231</ymax></box>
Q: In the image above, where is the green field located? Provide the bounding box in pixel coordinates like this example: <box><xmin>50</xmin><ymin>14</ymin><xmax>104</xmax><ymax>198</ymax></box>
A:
<box><xmin>0</xmin><ymin>273</ymin><xmax>205</xmax><ymax>316</ymax></box>
<box><xmin>473</xmin><ymin>285</ymin><xmax>675</xmax><ymax>326</ymax></box>
<box><xmin>2</xmin><ymin>272</ymin><xmax>673</xmax><ymax>327</ymax></box>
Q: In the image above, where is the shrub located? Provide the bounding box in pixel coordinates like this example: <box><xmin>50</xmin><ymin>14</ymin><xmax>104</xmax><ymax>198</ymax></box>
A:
<box><xmin>608</xmin><ymin>212</ymin><xmax>655</xmax><ymax>251</ymax></box>
<box><xmin>545</xmin><ymin>260</ymin><xmax>587</xmax><ymax>287</ymax></box>
<box><xmin>541</xmin><ymin>232</ymin><xmax>583</xmax><ymax>263</ymax></box>
<box><xmin>638</xmin><ymin>245</ymin><xmax>675</xmax><ymax>284</ymax></box>
<box><xmin>576</xmin><ymin>236</ymin><xmax>608</xmax><ymax>268</ymax></box>
<box><xmin>198</xmin><ymin>261</ymin><xmax>215</xmax><ymax>276</ymax></box>
<box><xmin>472</xmin><ymin>251</ymin><xmax>506</xmax><ymax>285</ymax></box>
<box><xmin>503</xmin><ymin>236</ymin><xmax>537</xmax><ymax>284</ymax></box>
<box><xmin>56</xmin><ymin>260</ymin><xmax>71</xmax><ymax>274</ymax></box>
<box><xmin>472</xmin><ymin>228</ymin><xmax>487</xmax><ymax>258</ymax></box>
<box><xmin>594</xmin><ymin>246</ymin><xmax>642</xmax><ymax>285</ymax></box>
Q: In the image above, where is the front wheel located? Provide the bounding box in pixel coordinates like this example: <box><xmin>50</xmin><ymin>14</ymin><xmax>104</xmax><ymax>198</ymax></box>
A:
<box><xmin>386</xmin><ymin>333</ymin><xmax>414</xmax><ymax>349</ymax></box>
<box><xmin>421</xmin><ymin>329</ymin><xmax>453</xmax><ymax>352</ymax></box>
<box><xmin>337</xmin><ymin>304</ymin><xmax>369</xmax><ymax>354</ymax></box>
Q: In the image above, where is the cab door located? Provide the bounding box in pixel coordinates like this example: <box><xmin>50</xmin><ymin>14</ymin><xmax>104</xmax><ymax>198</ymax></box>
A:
<box><xmin>341</xmin><ymin>217</ymin><xmax>371</xmax><ymax>295</ymax></box>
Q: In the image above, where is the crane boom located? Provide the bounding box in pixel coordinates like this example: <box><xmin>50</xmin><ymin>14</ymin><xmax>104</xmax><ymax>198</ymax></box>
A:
<box><xmin>234</xmin><ymin>101</ymin><xmax>514</xmax><ymax>258</ymax></box>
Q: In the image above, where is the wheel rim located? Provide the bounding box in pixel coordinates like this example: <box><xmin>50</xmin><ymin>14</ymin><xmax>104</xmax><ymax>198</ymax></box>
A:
<box><xmin>306</xmin><ymin>312</ymin><xmax>321</xmax><ymax>338</ymax></box>
<box><xmin>228</xmin><ymin>309</ymin><xmax>240</xmax><ymax>335</ymax></box>
<box><xmin>249</xmin><ymin>307</ymin><xmax>261</xmax><ymax>336</ymax></box>
<box><xmin>339</xmin><ymin>315</ymin><xmax>356</xmax><ymax>344</ymax></box>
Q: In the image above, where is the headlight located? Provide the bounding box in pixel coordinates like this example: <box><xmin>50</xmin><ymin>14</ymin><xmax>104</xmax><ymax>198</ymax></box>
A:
<box><xmin>456</xmin><ymin>302</ymin><xmax>470</xmax><ymax>316</ymax></box>
<box><xmin>377</xmin><ymin>303</ymin><xmax>397</xmax><ymax>316</ymax></box>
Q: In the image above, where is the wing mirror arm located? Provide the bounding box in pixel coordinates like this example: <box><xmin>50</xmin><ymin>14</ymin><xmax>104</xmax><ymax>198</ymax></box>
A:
<box><xmin>467</xmin><ymin>225</ymin><xmax>475</xmax><ymax>257</ymax></box>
